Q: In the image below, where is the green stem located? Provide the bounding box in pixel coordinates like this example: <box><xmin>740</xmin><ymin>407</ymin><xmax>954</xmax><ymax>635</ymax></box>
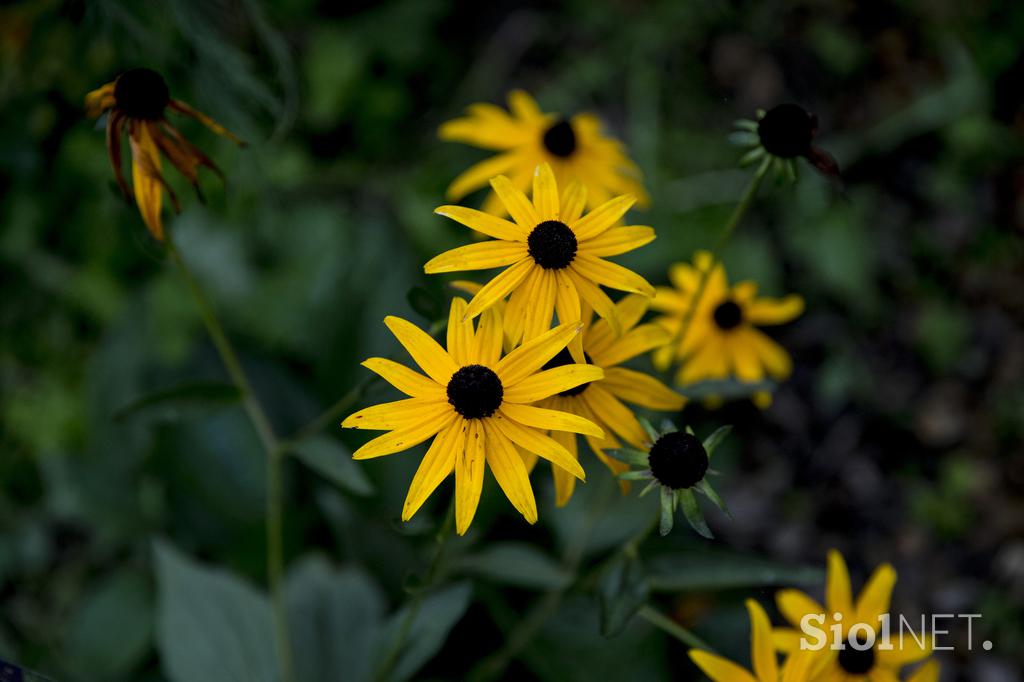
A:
<box><xmin>286</xmin><ymin>373</ymin><xmax>379</xmax><ymax>444</ymax></box>
<box><xmin>375</xmin><ymin>501</ymin><xmax>456</xmax><ymax>682</ymax></box>
<box><xmin>637</xmin><ymin>605</ymin><xmax>715</xmax><ymax>652</ymax></box>
<box><xmin>165</xmin><ymin>234</ymin><xmax>296</xmax><ymax>682</ymax></box>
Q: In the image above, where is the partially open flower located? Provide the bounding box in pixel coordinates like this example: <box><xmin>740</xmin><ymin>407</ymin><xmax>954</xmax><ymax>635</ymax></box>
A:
<box><xmin>731</xmin><ymin>103</ymin><xmax>839</xmax><ymax>181</ymax></box>
<box><xmin>606</xmin><ymin>419</ymin><xmax>731</xmax><ymax>537</ymax></box>
<box><xmin>85</xmin><ymin>68</ymin><xmax>245</xmax><ymax>240</ymax></box>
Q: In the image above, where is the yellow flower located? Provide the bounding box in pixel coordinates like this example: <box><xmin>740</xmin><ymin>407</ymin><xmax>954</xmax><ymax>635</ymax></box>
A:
<box><xmin>529</xmin><ymin>294</ymin><xmax>685</xmax><ymax>505</ymax></box>
<box><xmin>650</xmin><ymin>251</ymin><xmax>803</xmax><ymax>401</ymax></box>
<box><xmin>689</xmin><ymin>599</ymin><xmax>815</xmax><ymax>682</ymax></box>
<box><xmin>85</xmin><ymin>68</ymin><xmax>244</xmax><ymax>240</ymax></box>
<box><xmin>439</xmin><ymin>90</ymin><xmax>649</xmax><ymax>216</ymax></box>
<box><xmin>342</xmin><ymin>297</ymin><xmax>604</xmax><ymax>535</ymax></box>
<box><xmin>773</xmin><ymin>550</ymin><xmax>934</xmax><ymax>682</ymax></box>
<box><xmin>428</xmin><ymin>163</ymin><xmax>656</xmax><ymax>355</ymax></box>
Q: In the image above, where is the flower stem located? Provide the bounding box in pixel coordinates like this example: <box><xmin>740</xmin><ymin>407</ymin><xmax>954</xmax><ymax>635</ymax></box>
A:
<box><xmin>637</xmin><ymin>605</ymin><xmax>715</xmax><ymax>652</ymax></box>
<box><xmin>374</xmin><ymin>500</ymin><xmax>456</xmax><ymax>682</ymax></box>
<box><xmin>165</xmin><ymin>233</ymin><xmax>296</xmax><ymax>682</ymax></box>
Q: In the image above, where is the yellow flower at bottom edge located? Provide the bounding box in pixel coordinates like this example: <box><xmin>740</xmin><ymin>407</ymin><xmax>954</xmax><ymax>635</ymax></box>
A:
<box><xmin>650</xmin><ymin>250</ymin><xmax>803</xmax><ymax>407</ymax></box>
<box><xmin>439</xmin><ymin>90</ymin><xmax>649</xmax><ymax>216</ymax></box>
<box><xmin>428</xmin><ymin>163</ymin><xmax>656</xmax><ymax>355</ymax></box>
<box><xmin>689</xmin><ymin>599</ymin><xmax>815</xmax><ymax>682</ymax></box>
<box><xmin>342</xmin><ymin>297</ymin><xmax>604</xmax><ymax>535</ymax></box>
<box><xmin>773</xmin><ymin>550</ymin><xmax>935</xmax><ymax>682</ymax></box>
<box><xmin>529</xmin><ymin>294</ymin><xmax>685</xmax><ymax>505</ymax></box>
<box><xmin>86</xmin><ymin>68</ymin><xmax>244</xmax><ymax>240</ymax></box>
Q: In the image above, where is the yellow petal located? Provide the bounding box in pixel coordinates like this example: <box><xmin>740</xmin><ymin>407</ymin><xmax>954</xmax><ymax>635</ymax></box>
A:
<box><xmin>464</xmin><ymin>259</ymin><xmax>535</xmax><ymax>320</ymax></box>
<box><xmin>560</xmin><ymin>179</ymin><xmax>587</xmax><ymax>224</ymax></box>
<box><xmin>474</xmin><ymin>306</ymin><xmax>503</xmax><ymax>367</ymax></box>
<box><xmin>570</xmin><ymin>194</ymin><xmax>636</xmax><ymax>241</ymax></box>
<box><xmin>507</xmin><ymin>89</ymin><xmax>543</xmax><ymax>121</ymax></box>
<box><xmin>502</xmin><ymin>365</ymin><xmax>604</xmax><ymax>403</ymax></box>
<box><xmin>583</xmin><ymin>384</ymin><xmax>647</xmax><ymax>447</ymax></box>
<box><xmin>554</xmin><ymin>270</ymin><xmax>585</xmax><ymax>362</ymax></box>
<box><xmin>491</xmin><ymin>413</ymin><xmax>585</xmax><ymax>480</ymax></box>
<box><xmin>595</xmin><ymin>324</ymin><xmax>673</xmax><ymax>367</ymax></box>
<box><xmin>565</xmin><ymin>268</ymin><xmax>619</xmax><ymax>335</ymax></box>
<box><xmin>434</xmin><ymin>205</ymin><xmax>527</xmax><ymax>241</ymax></box>
<box><xmin>342</xmin><ymin>398</ymin><xmax>448</xmax><ymax>430</ymax></box>
<box><xmin>522</xmin><ymin>269</ymin><xmax>557</xmax><ymax>342</ymax></box>
<box><xmin>361</xmin><ymin>357</ymin><xmax>443</xmax><ymax>398</ymax></box>
<box><xmin>499</xmin><ymin>402</ymin><xmax>603</xmax><ymax>437</ymax></box>
<box><xmin>424</xmin><ymin>240</ymin><xmax>528</xmax><ymax>274</ymax></box>
<box><xmin>726</xmin><ymin>332</ymin><xmax>766</xmax><ymax>383</ymax></box>
<box><xmin>384</xmin><ymin>316</ymin><xmax>458</xmax><ymax>385</ymax></box>
<box><xmin>580</xmin><ymin>225</ymin><xmax>655</xmax><ymax>257</ymax></box>
<box><xmin>688</xmin><ymin>650</ymin><xmax>758</xmax><ymax>682</ymax></box>
<box><xmin>490</xmin><ymin>174</ymin><xmax>539</xmax><ymax>230</ymax></box>
<box><xmin>775</xmin><ymin>589</ymin><xmax>826</xmax><ymax>632</ymax></box>
<box><xmin>746</xmin><ymin>599</ymin><xmax>778</xmax><ymax>682</ymax></box>
<box><xmin>571</xmin><ymin>254</ymin><xmax>655</xmax><ymax>296</ymax></box>
<box><xmin>482</xmin><ymin>420</ymin><xmax>537</xmax><ymax>523</ymax></box>
<box><xmin>447</xmin><ymin>297</ymin><xmax>476</xmax><ymax>367</ymax></box>
<box><xmin>532</xmin><ymin>162</ymin><xmax>559</xmax><ymax>221</ymax></box>
<box><xmin>84</xmin><ymin>82</ymin><xmax>115</xmax><ymax>117</ymax></box>
<box><xmin>455</xmin><ymin>419</ymin><xmax>486</xmax><ymax>535</ymax></box>
<box><xmin>780</xmin><ymin>648</ymin><xmax>815</xmax><ymax>682</ymax></box>
<box><xmin>168</xmin><ymin>99</ymin><xmax>245</xmax><ymax>145</ymax></box>
<box><xmin>854</xmin><ymin>563</ymin><xmax>897</xmax><ymax>626</ymax></box>
<box><xmin>502</xmin><ymin>271</ymin><xmax>534</xmax><ymax>347</ymax></box>
<box><xmin>747</xmin><ymin>329</ymin><xmax>793</xmax><ymax>379</ymax></box>
<box><xmin>129</xmin><ymin>122</ymin><xmax>165</xmax><ymax>240</ymax></box>
<box><xmin>351</xmin><ymin>412</ymin><xmax>454</xmax><ymax>460</ymax></box>
<box><xmin>586</xmin><ymin>293</ymin><xmax>650</xmax><ymax>355</ymax></box>
<box><xmin>746</xmin><ymin>295</ymin><xmax>805</xmax><ymax>325</ymax></box>
<box><xmin>549</xmin><ymin>428</ymin><xmax>579</xmax><ymax>506</ymax></box>
<box><xmin>601</xmin><ymin>367</ymin><xmax>684</xmax><ymax>411</ymax></box>
<box><xmin>826</xmin><ymin>550</ymin><xmax>854</xmax><ymax>622</ymax></box>
<box><xmin>495</xmin><ymin>321</ymin><xmax>582</xmax><ymax>387</ymax></box>
<box><xmin>444</xmin><ymin>151</ymin><xmax>522</xmax><ymax>201</ymax></box>
<box><xmin>402</xmin><ymin>419</ymin><xmax>463</xmax><ymax>520</ymax></box>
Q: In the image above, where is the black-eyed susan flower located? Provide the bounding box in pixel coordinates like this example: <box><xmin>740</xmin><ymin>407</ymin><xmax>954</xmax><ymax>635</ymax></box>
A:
<box><xmin>609</xmin><ymin>420</ymin><xmax>730</xmax><ymax>537</ymax></box>
<box><xmin>85</xmin><ymin>67</ymin><xmax>244</xmax><ymax>240</ymax></box>
<box><xmin>428</xmin><ymin>163</ymin><xmax>656</xmax><ymax>352</ymax></box>
<box><xmin>773</xmin><ymin>550</ymin><xmax>935</xmax><ymax>682</ymax></box>
<box><xmin>650</xmin><ymin>251</ymin><xmax>803</xmax><ymax>406</ymax></box>
<box><xmin>342</xmin><ymin>297</ymin><xmax>605</xmax><ymax>535</ymax></box>
<box><xmin>689</xmin><ymin>599</ymin><xmax>814</xmax><ymax>682</ymax></box>
<box><xmin>439</xmin><ymin>90</ymin><xmax>649</xmax><ymax>216</ymax></box>
<box><xmin>732</xmin><ymin>103</ymin><xmax>839</xmax><ymax>181</ymax></box>
<box><xmin>524</xmin><ymin>294</ymin><xmax>685</xmax><ymax>506</ymax></box>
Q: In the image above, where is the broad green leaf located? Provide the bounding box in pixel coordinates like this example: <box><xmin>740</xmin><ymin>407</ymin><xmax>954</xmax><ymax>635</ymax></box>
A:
<box><xmin>289</xmin><ymin>436</ymin><xmax>374</xmax><ymax>496</ymax></box>
<box><xmin>62</xmin><ymin>568</ymin><xmax>153</xmax><ymax>679</ymax></box>
<box><xmin>113</xmin><ymin>381</ymin><xmax>241</xmax><ymax>422</ymax></box>
<box><xmin>456</xmin><ymin>543</ymin><xmax>572</xmax><ymax>590</ymax></box>
<box><xmin>645</xmin><ymin>550</ymin><xmax>825</xmax><ymax>592</ymax></box>
<box><xmin>154</xmin><ymin>540</ymin><xmax>278</xmax><ymax>682</ymax></box>
<box><xmin>372</xmin><ymin>582</ymin><xmax>472</xmax><ymax>682</ymax></box>
<box><xmin>599</xmin><ymin>554</ymin><xmax>649</xmax><ymax>637</ymax></box>
<box><xmin>286</xmin><ymin>556</ymin><xmax>385</xmax><ymax>682</ymax></box>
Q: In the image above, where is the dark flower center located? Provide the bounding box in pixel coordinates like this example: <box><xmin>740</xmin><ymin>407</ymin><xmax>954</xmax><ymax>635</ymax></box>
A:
<box><xmin>542</xmin><ymin>118</ymin><xmax>577</xmax><ymax>157</ymax></box>
<box><xmin>712</xmin><ymin>300</ymin><xmax>743</xmax><ymax>330</ymax></box>
<box><xmin>758</xmin><ymin>103</ymin><xmax>815</xmax><ymax>158</ymax></box>
<box><xmin>837</xmin><ymin>633</ymin><xmax>876</xmax><ymax>675</ymax></box>
<box><xmin>114</xmin><ymin>68</ymin><xmax>170</xmax><ymax>120</ymax></box>
<box><xmin>647</xmin><ymin>432</ymin><xmax>708</xmax><ymax>490</ymax></box>
<box><xmin>541</xmin><ymin>348</ymin><xmax>594</xmax><ymax>397</ymax></box>
<box><xmin>447</xmin><ymin>364</ymin><xmax>503</xmax><ymax>419</ymax></box>
<box><xmin>528</xmin><ymin>220</ymin><xmax>578</xmax><ymax>270</ymax></box>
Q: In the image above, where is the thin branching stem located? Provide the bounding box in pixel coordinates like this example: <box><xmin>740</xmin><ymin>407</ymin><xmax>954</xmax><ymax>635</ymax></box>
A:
<box><xmin>637</xmin><ymin>605</ymin><xmax>715</xmax><ymax>652</ymax></box>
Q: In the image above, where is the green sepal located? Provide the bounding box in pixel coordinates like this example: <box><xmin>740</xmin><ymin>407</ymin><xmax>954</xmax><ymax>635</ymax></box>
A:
<box><xmin>728</xmin><ymin>131</ymin><xmax>759</xmax><ymax>146</ymax></box>
<box><xmin>678</xmin><ymin>489</ymin><xmax>713</xmax><ymax>539</ymax></box>
<box><xmin>733</xmin><ymin>119</ymin><xmax>759</xmax><ymax>131</ymax></box>
<box><xmin>604</xmin><ymin>447</ymin><xmax>650</xmax><ymax>467</ymax></box>
<box><xmin>659</xmin><ymin>487</ymin><xmax>675</xmax><ymax>536</ymax></box>
<box><xmin>638</xmin><ymin>480</ymin><xmax>659</xmax><ymax>498</ymax></box>
<box><xmin>659</xmin><ymin>419</ymin><xmax>678</xmax><ymax>434</ymax></box>
<box><xmin>684</xmin><ymin>424</ymin><xmax>695</xmax><ymax>436</ymax></box>
<box><xmin>638</xmin><ymin>416</ymin><xmax>660</xmax><ymax>443</ymax></box>
<box><xmin>698</xmin><ymin>479</ymin><xmax>731</xmax><ymax>519</ymax></box>
<box><xmin>702</xmin><ymin>425</ymin><xmax>732</xmax><ymax>458</ymax></box>
<box><xmin>739</xmin><ymin>146</ymin><xmax>766</xmax><ymax>167</ymax></box>
<box><xmin>618</xmin><ymin>470</ymin><xmax>654</xmax><ymax>481</ymax></box>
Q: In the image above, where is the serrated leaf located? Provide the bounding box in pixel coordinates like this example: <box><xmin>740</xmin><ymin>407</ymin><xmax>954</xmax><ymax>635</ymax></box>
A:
<box><xmin>604</xmin><ymin>447</ymin><xmax>649</xmax><ymax>466</ymax></box>
<box><xmin>372</xmin><ymin>582</ymin><xmax>472</xmax><ymax>682</ymax></box>
<box><xmin>154</xmin><ymin>540</ymin><xmax>278</xmax><ymax>682</ymax></box>
<box><xmin>645</xmin><ymin>551</ymin><xmax>825</xmax><ymax>592</ymax></box>
<box><xmin>455</xmin><ymin>543</ymin><xmax>571</xmax><ymax>590</ymax></box>
<box><xmin>599</xmin><ymin>554</ymin><xmax>649</xmax><ymax>637</ymax></box>
<box><xmin>678</xmin><ymin>489</ymin><xmax>713</xmax><ymax>539</ymax></box>
<box><xmin>701</xmin><ymin>425</ymin><xmax>732</xmax><ymax>458</ymax></box>
<box><xmin>289</xmin><ymin>436</ymin><xmax>374</xmax><ymax>496</ymax></box>
<box><xmin>113</xmin><ymin>382</ymin><xmax>241</xmax><ymax>422</ymax></box>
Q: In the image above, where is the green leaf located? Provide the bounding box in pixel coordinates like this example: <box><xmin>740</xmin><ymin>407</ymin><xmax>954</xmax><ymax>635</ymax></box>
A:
<box><xmin>702</xmin><ymin>425</ymin><xmax>733</xmax><ymax>458</ymax></box>
<box><xmin>599</xmin><ymin>554</ymin><xmax>649</xmax><ymax>637</ymax></box>
<box><xmin>62</xmin><ymin>568</ymin><xmax>153</xmax><ymax>679</ymax></box>
<box><xmin>373</xmin><ymin>582</ymin><xmax>472</xmax><ymax>681</ymax></box>
<box><xmin>113</xmin><ymin>381</ymin><xmax>241</xmax><ymax>422</ymax></box>
<box><xmin>456</xmin><ymin>543</ymin><xmax>572</xmax><ymax>590</ymax></box>
<box><xmin>289</xmin><ymin>436</ymin><xmax>374</xmax><ymax>496</ymax></box>
<box><xmin>154</xmin><ymin>540</ymin><xmax>278</xmax><ymax>682</ymax></box>
<box><xmin>286</xmin><ymin>556</ymin><xmax>385</xmax><ymax>682</ymax></box>
<box><xmin>678</xmin><ymin>489</ymin><xmax>713</xmax><ymax>539</ymax></box>
<box><xmin>406</xmin><ymin>284</ymin><xmax>443</xmax><ymax>322</ymax></box>
<box><xmin>645</xmin><ymin>550</ymin><xmax>825</xmax><ymax>592</ymax></box>
<box><xmin>659</xmin><ymin>487</ymin><xmax>674</xmax><ymax>536</ymax></box>
<box><xmin>603</xmin><ymin>447</ymin><xmax>649</xmax><ymax>466</ymax></box>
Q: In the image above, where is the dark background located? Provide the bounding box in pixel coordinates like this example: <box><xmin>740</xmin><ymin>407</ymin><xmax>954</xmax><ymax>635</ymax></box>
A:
<box><xmin>1</xmin><ymin>0</ymin><xmax>1022</xmax><ymax>680</ymax></box>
